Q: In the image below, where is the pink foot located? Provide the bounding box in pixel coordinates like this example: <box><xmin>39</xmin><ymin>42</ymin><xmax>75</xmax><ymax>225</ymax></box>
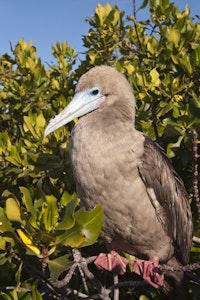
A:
<box><xmin>94</xmin><ymin>252</ymin><xmax>164</xmax><ymax>288</ymax></box>
<box><xmin>94</xmin><ymin>250</ymin><xmax>128</xmax><ymax>275</ymax></box>
<box><xmin>130</xmin><ymin>257</ymin><xmax>164</xmax><ymax>288</ymax></box>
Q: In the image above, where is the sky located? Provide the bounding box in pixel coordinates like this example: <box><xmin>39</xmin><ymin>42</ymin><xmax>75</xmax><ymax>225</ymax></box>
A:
<box><xmin>1</xmin><ymin>0</ymin><xmax>199</xmax><ymax>66</ymax></box>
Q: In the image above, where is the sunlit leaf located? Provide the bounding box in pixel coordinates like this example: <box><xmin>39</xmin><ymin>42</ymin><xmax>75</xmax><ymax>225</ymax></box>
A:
<box><xmin>6</xmin><ymin>198</ymin><xmax>25</xmax><ymax>225</ymax></box>
<box><xmin>150</xmin><ymin>68</ymin><xmax>160</xmax><ymax>87</ymax></box>
<box><xmin>75</xmin><ymin>204</ymin><xmax>104</xmax><ymax>247</ymax></box>
<box><xmin>55</xmin><ymin>205</ymin><xmax>103</xmax><ymax>248</ymax></box>
<box><xmin>55</xmin><ymin>221</ymin><xmax>85</xmax><ymax>248</ymax></box>
<box><xmin>167</xmin><ymin>27</ymin><xmax>180</xmax><ymax>47</ymax></box>
<box><xmin>178</xmin><ymin>53</ymin><xmax>193</xmax><ymax>74</ymax></box>
<box><xmin>17</xmin><ymin>229</ymin><xmax>41</xmax><ymax>256</ymax></box>
<box><xmin>139</xmin><ymin>295</ymin><xmax>150</xmax><ymax>300</ymax></box>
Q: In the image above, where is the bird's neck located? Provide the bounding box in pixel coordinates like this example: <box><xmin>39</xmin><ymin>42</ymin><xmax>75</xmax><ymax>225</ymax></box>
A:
<box><xmin>99</xmin><ymin>100</ymin><xmax>136</xmax><ymax>125</ymax></box>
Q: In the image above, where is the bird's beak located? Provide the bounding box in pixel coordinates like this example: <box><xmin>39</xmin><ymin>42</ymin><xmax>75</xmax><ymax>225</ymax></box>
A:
<box><xmin>44</xmin><ymin>89</ymin><xmax>105</xmax><ymax>137</ymax></box>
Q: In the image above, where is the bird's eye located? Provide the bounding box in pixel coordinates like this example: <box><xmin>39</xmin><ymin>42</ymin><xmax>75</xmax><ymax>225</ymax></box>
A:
<box><xmin>90</xmin><ymin>88</ymin><xmax>100</xmax><ymax>96</ymax></box>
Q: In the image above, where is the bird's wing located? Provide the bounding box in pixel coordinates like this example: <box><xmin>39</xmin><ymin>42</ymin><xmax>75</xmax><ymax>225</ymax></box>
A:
<box><xmin>138</xmin><ymin>135</ymin><xmax>193</xmax><ymax>264</ymax></box>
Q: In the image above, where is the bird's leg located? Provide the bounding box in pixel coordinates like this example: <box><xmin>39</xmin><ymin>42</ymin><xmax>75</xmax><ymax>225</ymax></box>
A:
<box><xmin>94</xmin><ymin>252</ymin><xmax>164</xmax><ymax>288</ymax></box>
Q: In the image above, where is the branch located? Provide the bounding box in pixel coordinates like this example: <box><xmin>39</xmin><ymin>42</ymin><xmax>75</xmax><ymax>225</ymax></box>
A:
<box><xmin>53</xmin><ymin>250</ymin><xmax>146</xmax><ymax>299</ymax></box>
<box><xmin>160</xmin><ymin>261</ymin><xmax>200</xmax><ymax>273</ymax></box>
<box><xmin>193</xmin><ymin>236</ymin><xmax>200</xmax><ymax>245</ymax></box>
<box><xmin>109</xmin><ymin>280</ymin><xmax>146</xmax><ymax>290</ymax></box>
<box><xmin>133</xmin><ymin>0</ymin><xmax>136</xmax><ymax>19</ymax></box>
<box><xmin>49</xmin><ymin>249</ymin><xmax>200</xmax><ymax>299</ymax></box>
<box><xmin>192</xmin><ymin>129</ymin><xmax>200</xmax><ymax>219</ymax></box>
<box><xmin>54</xmin><ymin>250</ymin><xmax>104</xmax><ymax>298</ymax></box>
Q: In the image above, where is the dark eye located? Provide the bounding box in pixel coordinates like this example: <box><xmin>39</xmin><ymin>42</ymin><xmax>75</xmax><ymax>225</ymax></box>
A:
<box><xmin>90</xmin><ymin>87</ymin><xmax>100</xmax><ymax>96</ymax></box>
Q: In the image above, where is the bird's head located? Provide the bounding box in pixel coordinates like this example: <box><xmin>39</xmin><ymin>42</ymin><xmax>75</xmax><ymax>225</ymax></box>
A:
<box><xmin>44</xmin><ymin>65</ymin><xmax>135</xmax><ymax>137</ymax></box>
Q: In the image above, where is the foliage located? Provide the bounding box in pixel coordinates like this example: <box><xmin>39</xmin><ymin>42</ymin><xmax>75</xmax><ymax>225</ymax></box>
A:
<box><xmin>0</xmin><ymin>0</ymin><xmax>200</xmax><ymax>299</ymax></box>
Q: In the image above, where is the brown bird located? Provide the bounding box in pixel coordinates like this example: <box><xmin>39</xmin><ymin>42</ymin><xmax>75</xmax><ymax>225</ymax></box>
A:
<box><xmin>45</xmin><ymin>66</ymin><xmax>193</xmax><ymax>298</ymax></box>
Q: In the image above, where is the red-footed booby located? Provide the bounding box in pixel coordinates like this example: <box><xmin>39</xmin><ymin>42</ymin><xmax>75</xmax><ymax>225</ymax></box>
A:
<box><xmin>44</xmin><ymin>66</ymin><xmax>193</xmax><ymax>298</ymax></box>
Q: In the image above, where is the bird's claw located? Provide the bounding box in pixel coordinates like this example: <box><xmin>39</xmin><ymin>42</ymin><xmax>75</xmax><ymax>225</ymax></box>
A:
<box><xmin>130</xmin><ymin>258</ymin><xmax>164</xmax><ymax>288</ymax></box>
<box><xmin>94</xmin><ymin>250</ymin><xmax>128</xmax><ymax>275</ymax></box>
<box><xmin>94</xmin><ymin>252</ymin><xmax>164</xmax><ymax>288</ymax></box>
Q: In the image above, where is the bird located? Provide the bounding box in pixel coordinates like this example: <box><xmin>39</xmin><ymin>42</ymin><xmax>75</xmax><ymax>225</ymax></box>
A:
<box><xmin>44</xmin><ymin>65</ymin><xmax>193</xmax><ymax>298</ymax></box>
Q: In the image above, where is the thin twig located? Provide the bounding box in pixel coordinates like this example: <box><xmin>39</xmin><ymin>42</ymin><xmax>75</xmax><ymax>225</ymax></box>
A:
<box><xmin>160</xmin><ymin>261</ymin><xmax>200</xmax><ymax>273</ymax></box>
<box><xmin>192</xmin><ymin>129</ymin><xmax>200</xmax><ymax>219</ymax></box>
<box><xmin>193</xmin><ymin>236</ymin><xmax>200</xmax><ymax>244</ymax></box>
<box><xmin>65</xmin><ymin>287</ymin><xmax>93</xmax><ymax>299</ymax></box>
<box><xmin>113</xmin><ymin>274</ymin><xmax>119</xmax><ymax>300</ymax></box>
<box><xmin>78</xmin><ymin>263</ymin><xmax>89</xmax><ymax>294</ymax></box>
<box><xmin>133</xmin><ymin>0</ymin><xmax>137</xmax><ymax>19</ymax></box>
<box><xmin>109</xmin><ymin>280</ymin><xmax>146</xmax><ymax>290</ymax></box>
<box><xmin>55</xmin><ymin>263</ymin><xmax>77</xmax><ymax>288</ymax></box>
<box><xmin>54</xmin><ymin>250</ymin><xmax>103</xmax><ymax>296</ymax></box>
<box><xmin>152</xmin><ymin>106</ymin><xmax>159</xmax><ymax>141</ymax></box>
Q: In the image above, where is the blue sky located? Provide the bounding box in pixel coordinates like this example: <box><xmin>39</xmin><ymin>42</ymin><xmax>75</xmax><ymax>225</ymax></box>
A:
<box><xmin>1</xmin><ymin>0</ymin><xmax>199</xmax><ymax>65</ymax></box>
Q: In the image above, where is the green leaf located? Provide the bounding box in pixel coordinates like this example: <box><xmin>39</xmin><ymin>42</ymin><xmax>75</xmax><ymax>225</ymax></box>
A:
<box><xmin>0</xmin><ymin>208</ymin><xmax>14</xmax><ymax>233</ymax></box>
<box><xmin>56</xmin><ymin>198</ymin><xmax>79</xmax><ymax>230</ymax></box>
<box><xmin>167</xmin><ymin>27</ymin><xmax>180</xmax><ymax>47</ymax></box>
<box><xmin>178</xmin><ymin>53</ymin><xmax>193</xmax><ymax>74</ymax></box>
<box><xmin>20</xmin><ymin>186</ymin><xmax>34</xmax><ymax>214</ymax></box>
<box><xmin>6</xmin><ymin>198</ymin><xmax>25</xmax><ymax>225</ymax></box>
<box><xmin>55</xmin><ymin>221</ymin><xmax>85</xmax><ymax>247</ymax></box>
<box><xmin>60</xmin><ymin>191</ymin><xmax>77</xmax><ymax>206</ymax></box>
<box><xmin>31</xmin><ymin>284</ymin><xmax>43</xmax><ymax>300</ymax></box>
<box><xmin>147</xmin><ymin>36</ymin><xmax>158</xmax><ymax>55</ymax></box>
<box><xmin>150</xmin><ymin>68</ymin><xmax>160</xmax><ymax>87</ymax></box>
<box><xmin>28</xmin><ymin>153</ymin><xmax>61</xmax><ymax>171</ymax></box>
<box><xmin>167</xmin><ymin>135</ymin><xmax>184</xmax><ymax>158</ymax></box>
<box><xmin>42</xmin><ymin>195</ymin><xmax>58</xmax><ymax>231</ymax></box>
<box><xmin>95</xmin><ymin>3</ymin><xmax>112</xmax><ymax>26</ymax></box>
<box><xmin>5</xmin><ymin>145</ymin><xmax>22</xmax><ymax>167</ymax></box>
<box><xmin>75</xmin><ymin>204</ymin><xmax>104</xmax><ymax>247</ymax></box>
<box><xmin>23</xmin><ymin>116</ymin><xmax>38</xmax><ymax>139</ymax></box>
<box><xmin>48</xmin><ymin>254</ymin><xmax>74</xmax><ymax>281</ymax></box>
<box><xmin>0</xmin><ymin>292</ymin><xmax>13</xmax><ymax>300</ymax></box>
<box><xmin>189</xmin><ymin>91</ymin><xmax>200</xmax><ymax>118</ymax></box>
<box><xmin>36</xmin><ymin>113</ymin><xmax>46</xmax><ymax>134</ymax></box>
<box><xmin>139</xmin><ymin>0</ymin><xmax>148</xmax><ymax>10</ymax></box>
<box><xmin>139</xmin><ymin>295</ymin><xmax>150</xmax><ymax>300</ymax></box>
<box><xmin>55</xmin><ymin>205</ymin><xmax>103</xmax><ymax>248</ymax></box>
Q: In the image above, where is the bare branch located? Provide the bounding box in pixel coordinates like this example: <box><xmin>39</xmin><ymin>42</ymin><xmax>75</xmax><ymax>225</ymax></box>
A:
<box><xmin>133</xmin><ymin>0</ymin><xmax>137</xmax><ymax>19</ymax></box>
<box><xmin>55</xmin><ymin>263</ymin><xmax>77</xmax><ymax>288</ymax></box>
<box><xmin>193</xmin><ymin>236</ymin><xmax>200</xmax><ymax>244</ymax></box>
<box><xmin>192</xmin><ymin>129</ymin><xmax>200</xmax><ymax>219</ymax></box>
<box><xmin>113</xmin><ymin>274</ymin><xmax>119</xmax><ymax>300</ymax></box>
<box><xmin>160</xmin><ymin>261</ymin><xmax>200</xmax><ymax>273</ymax></box>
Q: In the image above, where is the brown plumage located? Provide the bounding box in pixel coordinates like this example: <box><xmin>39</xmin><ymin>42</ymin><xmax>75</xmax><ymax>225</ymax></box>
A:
<box><xmin>45</xmin><ymin>66</ymin><xmax>193</xmax><ymax>298</ymax></box>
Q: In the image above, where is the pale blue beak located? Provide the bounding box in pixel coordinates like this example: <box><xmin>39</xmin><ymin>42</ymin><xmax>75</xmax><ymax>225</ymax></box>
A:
<box><xmin>44</xmin><ymin>88</ymin><xmax>105</xmax><ymax>137</ymax></box>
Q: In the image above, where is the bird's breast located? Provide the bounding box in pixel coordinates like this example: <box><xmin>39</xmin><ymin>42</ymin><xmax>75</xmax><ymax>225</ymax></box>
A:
<box><xmin>70</xmin><ymin>115</ymin><xmax>173</xmax><ymax>261</ymax></box>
